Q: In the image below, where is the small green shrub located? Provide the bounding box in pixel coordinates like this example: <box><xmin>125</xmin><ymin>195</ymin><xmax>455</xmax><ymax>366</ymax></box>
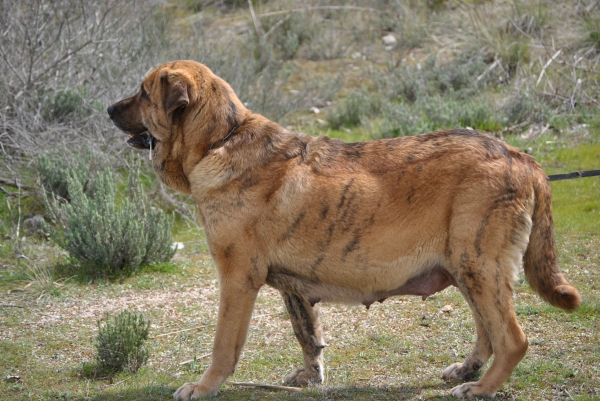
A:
<box><xmin>422</xmin><ymin>97</ymin><xmax>502</xmax><ymax>132</ymax></box>
<box><xmin>41</xmin><ymin>89</ymin><xmax>92</xmax><ymax>123</ymax></box>
<box><xmin>379</xmin><ymin>97</ymin><xmax>502</xmax><ymax>138</ymax></box>
<box><xmin>377</xmin><ymin>53</ymin><xmax>496</xmax><ymax>104</ymax></box>
<box><xmin>270</xmin><ymin>12</ymin><xmax>316</xmax><ymax>60</ymax></box>
<box><xmin>45</xmin><ymin>165</ymin><xmax>176</xmax><ymax>276</ymax></box>
<box><xmin>433</xmin><ymin>53</ymin><xmax>495</xmax><ymax>97</ymax></box>
<box><xmin>36</xmin><ymin>151</ymin><xmax>95</xmax><ymax>201</ymax></box>
<box><xmin>468</xmin><ymin>7</ymin><xmax>531</xmax><ymax>77</ymax></box>
<box><xmin>506</xmin><ymin>0</ymin><xmax>547</xmax><ymax>37</ymax></box>
<box><xmin>381</xmin><ymin>64</ymin><xmax>426</xmax><ymax>103</ymax></box>
<box><xmin>502</xmin><ymin>91</ymin><xmax>551</xmax><ymax>125</ymax></box>
<box><xmin>95</xmin><ymin>310</ymin><xmax>150</xmax><ymax>374</ymax></box>
<box><xmin>581</xmin><ymin>14</ymin><xmax>600</xmax><ymax>53</ymax></box>
<box><xmin>380</xmin><ymin>102</ymin><xmax>428</xmax><ymax>138</ymax></box>
<box><xmin>327</xmin><ymin>91</ymin><xmax>381</xmax><ymax>129</ymax></box>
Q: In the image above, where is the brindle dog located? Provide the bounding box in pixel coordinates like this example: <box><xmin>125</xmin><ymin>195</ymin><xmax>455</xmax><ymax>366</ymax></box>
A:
<box><xmin>107</xmin><ymin>60</ymin><xmax>581</xmax><ymax>400</ymax></box>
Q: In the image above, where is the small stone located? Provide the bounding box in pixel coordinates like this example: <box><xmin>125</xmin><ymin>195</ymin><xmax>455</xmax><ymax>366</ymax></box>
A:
<box><xmin>441</xmin><ymin>305</ymin><xmax>453</xmax><ymax>313</ymax></box>
<box><xmin>309</xmin><ymin>107</ymin><xmax>320</xmax><ymax>114</ymax></box>
<box><xmin>23</xmin><ymin>215</ymin><xmax>44</xmax><ymax>232</ymax></box>
<box><xmin>382</xmin><ymin>34</ymin><xmax>397</xmax><ymax>46</ymax></box>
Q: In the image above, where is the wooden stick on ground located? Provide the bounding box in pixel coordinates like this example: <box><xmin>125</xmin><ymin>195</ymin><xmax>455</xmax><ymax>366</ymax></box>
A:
<box><xmin>178</xmin><ymin>353</ymin><xmax>212</xmax><ymax>366</ymax></box>
<box><xmin>1</xmin><ymin>303</ymin><xmax>25</xmax><ymax>308</ymax></box>
<box><xmin>228</xmin><ymin>381</ymin><xmax>303</xmax><ymax>392</ymax></box>
<box><xmin>154</xmin><ymin>325</ymin><xmax>211</xmax><ymax>338</ymax></box>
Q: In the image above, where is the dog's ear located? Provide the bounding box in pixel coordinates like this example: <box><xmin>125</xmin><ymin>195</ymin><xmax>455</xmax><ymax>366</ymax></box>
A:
<box><xmin>164</xmin><ymin>79</ymin><xmax>189</xmax><ymax>115</ymax></box>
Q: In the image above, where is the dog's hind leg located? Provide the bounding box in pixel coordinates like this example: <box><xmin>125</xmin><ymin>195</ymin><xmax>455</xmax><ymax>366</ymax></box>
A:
<box><xmin>282</xmin><ymin>293</ymin><xmax>326</xmax><ymax>386</ymax></box>
<box><xmin>442</xmin><ymin>289</ymin><xmax>493</xmax><ymax>382</ymax></box>
<box><xmin>447</xmin><ymin>251</ymin><xmax>528</xmax><ymax>398</ymax></box>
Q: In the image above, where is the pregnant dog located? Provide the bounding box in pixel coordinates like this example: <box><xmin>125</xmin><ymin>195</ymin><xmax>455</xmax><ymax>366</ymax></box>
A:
<box><xmin>107</xmin><ymin>60</ymin><xmax>580</xmax><ymax>399</ymax></box>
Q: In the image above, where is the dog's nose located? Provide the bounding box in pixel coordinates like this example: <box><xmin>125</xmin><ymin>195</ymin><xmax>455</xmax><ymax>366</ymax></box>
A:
<box><xmin>107</xmin><ymin>104</ymin><xmax>116</xmax><ymax>119</ymax></box>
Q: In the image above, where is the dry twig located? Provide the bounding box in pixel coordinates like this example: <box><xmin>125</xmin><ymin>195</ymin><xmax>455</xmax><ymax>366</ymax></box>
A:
<box><xmin>248</xmin><ymin>0</ymin><xmax>265</xmax><ymax>37</ymax></box>
<box><xmin>259</xmin><ymin>6</ymin><xmax>382</xmax><ymax>18</ymax></box>
<box><xmin>178</xmin><ymin>353</ymin><xmax>212</xmax><ymax>365</ymax></box>
<box><xmin>154</xmin><ymin>325</ymin><xmax>211</xmax><ymax>338</ymax></box>
<box><xmin>228</xmin><ymin>381</ymin><xmax>303</xmax><ymax>392</ymax></box>
<box><xmin>0</xmin><ymin>177</ymin><xmax>36</xmax><ymax>190</ymax></box>
<box><xmin>536</xmin><ymin>49</ymin><xmax>563</xmax><ymax>86</ymax></box>
<box><xmin>1</xmin><ymin>303</ymin><xmax>25</xmax><ymax>308</ymax></box>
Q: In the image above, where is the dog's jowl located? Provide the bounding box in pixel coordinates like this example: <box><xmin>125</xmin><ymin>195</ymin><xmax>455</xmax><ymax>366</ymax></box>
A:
<box><xmin>108</xmin><ymin>60</ymin><xmax>581</xmax><ymax>400</ymax></box>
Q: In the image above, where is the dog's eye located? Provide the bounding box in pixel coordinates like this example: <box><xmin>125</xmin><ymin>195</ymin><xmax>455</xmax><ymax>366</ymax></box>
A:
<box><xmin>140</xmin><ymin>86</ymin><xmax>149</xmax><ymax>100</ymax></box>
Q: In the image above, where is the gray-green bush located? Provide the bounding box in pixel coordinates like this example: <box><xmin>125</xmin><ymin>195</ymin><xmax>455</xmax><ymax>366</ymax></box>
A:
<box><xmin>41</xmin><ymin>89</ymin><xmax>92</xmax><ymax>123</ymax></box>
<box><xmin>96</xmin><ymin>310</ymin><xmax>150</xmax><ymax>374</ymax></box>
<box><xmin>326</xmin><ymin>91</ymin><xmax>381</xmax><ymax>129</ymax></box>
<box><xmin>376</xmin><ymin>52</ymin><xmax>498</xmax><ymax>104</ymax></box>
<box><xmin>502</xmin><ymin>90</ymin><xmax>551</xmax><ymax>125</ymax></box>
<box><xmin>36</xmin><ymin>151</ymin><xmax>98</xmax><ymax>201</ymax></box>
<box><xmin>45</xmin><ymin>165</ymin><xmax>176</xmax><ymax>276</ymax></box>
<box><xmin>379</xmin><ymin>97</ymin><xmax>502</xmax><ymax>138</ymax></box>
<box><xmin>379</xmin><ymin>102</ymin><xmax>424</xmax><ymax>138</ymax></box>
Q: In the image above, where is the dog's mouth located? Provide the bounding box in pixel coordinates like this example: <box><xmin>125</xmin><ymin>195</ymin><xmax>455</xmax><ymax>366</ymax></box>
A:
<box><xmin>127</xmin><ymin>132</ymin><xmax>156</xmax><ymax>150</ymax></box>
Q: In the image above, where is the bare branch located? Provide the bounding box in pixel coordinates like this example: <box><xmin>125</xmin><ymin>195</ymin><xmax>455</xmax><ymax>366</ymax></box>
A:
<box><xmin>259</xmin><ymin>6</ymin><xmax>383</xmax><ymax>18</ymax></box>
<box><xmin>263</xmin><ymin>13</ymin><xmax>292</xmax><ymax>40</ymax></box>
<box><xmin>536</xmin><ymin>49</ymin><xmax>562</xmax><ymax>86</ymax></box>
<box><xmin>0</xmin><ymin>304</ymin><xmax>25</xmax><ymax>308</ymax></box>
<box><xmin>0</xmin><ymin>177</ymin><xmax>36</xmax><ymax>191</ymax></box>
<box><xmin>248</xmin><ymin>0</ymin><xmax>265</xmax><ymax>37</ymax></box>
<box><xmin>178</xmin><ymin>353</ymin><xmax>212</xmax><ymax>365</ymax></box>
<box><xmin>0</xmin><ymin>46</ymin><xmax>25</xmax><ymax>85</ymax></box>
<box><xmin>154</xmin><ymin>325</ymin><xmax>212</xmax><ymax>339</ymax></box>
<box><xmin>30</xmin><ymin>39</ymin><xmax>95</xmax><ymax>87</ymax></box>
<box><xmin>228</xmin><ymin>382</ymin><xmax>303</xmax><ymax>392</ymax></box>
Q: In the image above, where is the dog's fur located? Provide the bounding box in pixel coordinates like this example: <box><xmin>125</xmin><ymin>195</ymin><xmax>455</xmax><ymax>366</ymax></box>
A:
<box><xmin>108</xmin><ymin>60</ymin><xmax>581</xmax><ymax>400</ymax></box>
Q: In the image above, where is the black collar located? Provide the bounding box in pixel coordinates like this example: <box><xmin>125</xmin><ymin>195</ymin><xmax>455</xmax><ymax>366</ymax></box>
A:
<box><xmin>206</xmin><ymin>123</ymin><xmax>241</xmax><ymax>155</ymax></box>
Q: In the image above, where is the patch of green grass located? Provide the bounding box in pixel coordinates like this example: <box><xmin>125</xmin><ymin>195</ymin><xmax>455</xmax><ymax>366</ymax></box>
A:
<box><xmin>545</xmin><ymin>144</ymin><xmax>600</xmax><ymax>234</ymax></box>
<box><xmin>581</xmin><ymin>13</ymin><xmax>600</xmax><ymax>53</ymax></box>
<box><xmin>503</xmin><ymin>137</ymin><xmax>600</xmax><ymax>235</ymax></box>
<box><xmin>139</xmin><ymin>261</ymin><xmax>181</xmax><ymax>275</ymax></box>
<box><xmin>315</xmin><ymin>127</ymin><xmax>373</xmax><ymax>143</ymax></box>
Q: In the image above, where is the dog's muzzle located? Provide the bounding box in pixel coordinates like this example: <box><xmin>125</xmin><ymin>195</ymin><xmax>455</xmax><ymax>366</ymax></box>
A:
<box><xmin>106</xmin><ymin>104</ymin><xmax>155</xmax><ymax>150</ymax></box>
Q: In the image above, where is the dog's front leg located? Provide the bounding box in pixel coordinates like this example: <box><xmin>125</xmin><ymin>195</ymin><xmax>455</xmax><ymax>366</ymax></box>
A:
<box><xmin>174</xmin><ymin>259</ymin><xmax>264</xmax><ymax>400</ymax></box>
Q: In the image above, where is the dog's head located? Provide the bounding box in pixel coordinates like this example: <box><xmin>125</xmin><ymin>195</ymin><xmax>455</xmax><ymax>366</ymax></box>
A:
<box><xmin>107</xmin><ymin>60</ymin><xmax>203</xmax><ymax>150</ymax></box>
<box><xmin>108</xmin><ymin>60</ymin><xmax>248</xmax><ymax>193</ymax></box>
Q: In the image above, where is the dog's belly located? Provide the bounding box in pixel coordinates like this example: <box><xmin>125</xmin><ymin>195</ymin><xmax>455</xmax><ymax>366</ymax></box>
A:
<box><xmin>266</xmin><ymin>265</ymin><xmax>456</xmax><ymax>307</ymax></box>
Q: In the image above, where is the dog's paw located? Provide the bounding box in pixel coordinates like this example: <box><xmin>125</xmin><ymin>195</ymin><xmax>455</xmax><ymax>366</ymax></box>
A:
<box><xmin>450</xmin><ymin>382</ymin><xmax>496</xmax><ymax>399</ymax></box>
<box><xmin>284</xmin><ymin>367</ymin><xmax>323</xmax><ymax>386</ymax></box>
<box><xmin>173</xmin><ymin>382</ymin><xmax>217</xmax><ymax>400</ymax></box>
<box><xmin>442</xmin><ymin>362</ymin><xmax>482</xmax><ymax>382</ymax></box>
<box><xmin>442</xmin><ymin>362</ymin><xmax>465</xmax><ymax>381</ymax></box>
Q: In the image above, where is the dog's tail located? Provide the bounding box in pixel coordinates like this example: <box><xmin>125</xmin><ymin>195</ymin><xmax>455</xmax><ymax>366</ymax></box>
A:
<box><xmin>523</xmin><ymin>174</ymin><xmax>581</xmax><ymax>311</ymax></box>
